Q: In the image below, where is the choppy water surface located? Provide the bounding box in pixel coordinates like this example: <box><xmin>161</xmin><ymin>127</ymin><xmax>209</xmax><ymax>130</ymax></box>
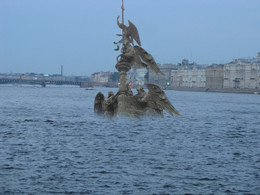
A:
<box><xmin>0</xmin><ymin>85</ymin><xmax>259</xmax><ymax>194</ymax></box>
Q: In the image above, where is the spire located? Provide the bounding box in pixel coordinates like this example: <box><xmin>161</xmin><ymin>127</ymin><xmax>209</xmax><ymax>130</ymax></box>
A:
<box><xmin>122</xmin><ymin>0</ymin><xmax>125</xmax><ymax>36</ymax></box>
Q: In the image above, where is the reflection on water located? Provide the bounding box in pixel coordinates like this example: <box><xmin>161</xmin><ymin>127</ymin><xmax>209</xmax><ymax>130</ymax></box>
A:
<box><xmin>0</xmin><ymin>85</ymin><xmax>260</xmax><ymax>194</ymax></box>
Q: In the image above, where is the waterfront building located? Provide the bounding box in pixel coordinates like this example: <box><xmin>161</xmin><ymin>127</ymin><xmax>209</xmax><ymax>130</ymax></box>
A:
<box><xmin>171</xmin><ymin>68</ymin><xmax>206</xmax><ymax>88</ymax></box>
<box><xmin>230</xmin><ymin>52</ymin><xmax>260</xmax><ymax>64</ymax></box>
<box><xmin>149</xmin><ymin>60</ymin><xmax>206</xmax><ymax>88</ymax></box>
<box><xmin>177</xmin><ymin>59</ymin><xmax>199</xmax><ymax>70</ymax></box>
<box><xmin>223</xmin><ymin>53</ymin><xmax>260</xmax><ymax>89</ymax></box>
<box><xmin>206</xmin><ymin>64</ymin><xmax>224</xmax><ymax>89</ymax></box>
<box><xmin>149</xmin><ymin>63</ymin><xmax>178</xmax><ymax>87</ymax></box>
<box><xmin>91</xmin><ymin>72</ymin><xmax>113</xmax><ymax>83</ymax></box>
<box><xmin>224</xmin><ymin>63</ymin><xmax>260</xmax><ymax>89</ymax></box>
<box><xmin>126</xmin><ymin>68</ymin><xmax>148</xmax><ymax>86</ymax></box>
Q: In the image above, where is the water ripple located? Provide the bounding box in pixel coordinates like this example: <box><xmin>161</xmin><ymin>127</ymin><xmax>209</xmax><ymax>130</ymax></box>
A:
<box><xmin>0</xmin><ymin>86</ymin><xmax>259</xmax><ymax>194</ymax></box>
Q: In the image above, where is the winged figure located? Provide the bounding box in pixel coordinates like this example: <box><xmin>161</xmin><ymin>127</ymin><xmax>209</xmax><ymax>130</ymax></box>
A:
<box><xmin>117</xmin><ymin>39</ymin><xmax>165</xmax><ymax>75</ymax></box>
<box><xmin>94</xmin><ymin>91</ymin><xmax>118</xmax><ymax>116</ymax></box>
<box><xmin>140</xmin><ymin>84</ymin><xmax>181</xmax><ymax>117</ymax></box>
<box><xmin>94</xmin><ymin>92</ymin><xmax>105</xmax><ymax>114</ymax></box>
<box><xmin>133</xmin><ymin>45</ymin><xmax>165</xmax><ymax>75</ymax></box>
<box><xmin>117</xmin><ymin>16</ymin><xmax>141</xmax><ymax>46</ymax></box>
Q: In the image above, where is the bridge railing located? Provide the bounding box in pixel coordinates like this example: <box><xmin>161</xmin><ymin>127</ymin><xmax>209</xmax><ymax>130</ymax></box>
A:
<box><xmin>0</xmin><ymin>78</ymin><xmax>81</xmax><ymax>86</ymax></box>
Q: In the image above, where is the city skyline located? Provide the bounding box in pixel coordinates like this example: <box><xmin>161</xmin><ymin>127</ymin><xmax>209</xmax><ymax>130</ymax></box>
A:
<box><xmin>1</xmin><ymin>0</ymin><xmax>260</xmax><ymax>76</ymax></box>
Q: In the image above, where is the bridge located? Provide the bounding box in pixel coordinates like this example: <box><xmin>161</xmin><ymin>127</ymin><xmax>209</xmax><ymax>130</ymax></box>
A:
<box><xmin>0</xmin><ymin>78</ymin><xmax>81</xmax><ymax>86</ymax></box>
<box><xmin>0</xmin><ymin>78</ymin><xmax>119</xmax><ymax>88</ymax></box>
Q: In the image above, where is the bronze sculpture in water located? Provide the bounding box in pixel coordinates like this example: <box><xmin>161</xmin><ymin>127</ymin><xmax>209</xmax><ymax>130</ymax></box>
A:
<box><xmin>94</xmin><ymin>0</ymin><xmax>180</xmax><ymax>118</ymax></box>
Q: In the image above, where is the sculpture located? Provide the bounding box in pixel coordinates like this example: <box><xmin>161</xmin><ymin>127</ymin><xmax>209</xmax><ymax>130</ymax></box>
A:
<box><xmin>94</xmin><ymin>0</ymin><xmax>180</xmax><ymax>118</ymax></box>
<box><xmin>114</xmin><ymin>15</ymin><xmax>164</xmax><ymax>76</ymax></box>
<box><xmin>116</xmin><ymin>16</ymin><xmax>141</xmax><ymax>46</ymax></box>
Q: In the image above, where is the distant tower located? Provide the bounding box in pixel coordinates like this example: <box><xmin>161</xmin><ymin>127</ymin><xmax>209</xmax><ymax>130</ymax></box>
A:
<box><xmin>61</xmin><ymin>65</ymin><xmax>63</xmax><ymax>76</ymax></box>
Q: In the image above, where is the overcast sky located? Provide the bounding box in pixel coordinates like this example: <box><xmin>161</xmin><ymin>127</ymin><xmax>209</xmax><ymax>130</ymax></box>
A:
<box><xmin>1</xmin><ymin>0</ymin><xmax>260</xmax><ymax>76</ymax></box>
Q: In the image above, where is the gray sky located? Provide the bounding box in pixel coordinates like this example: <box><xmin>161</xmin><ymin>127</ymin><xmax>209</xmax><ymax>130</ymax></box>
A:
<box><xmin>1</xmin><ymin>0</ymin><xmax>259</xmax><ymax>76</ymax></box>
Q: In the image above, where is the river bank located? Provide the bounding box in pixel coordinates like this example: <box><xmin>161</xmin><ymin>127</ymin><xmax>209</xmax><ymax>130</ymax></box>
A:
<box><xmin>166</xmin><ymin>87</ymin><xmax>260</xmax><ymax>94</ymax></box>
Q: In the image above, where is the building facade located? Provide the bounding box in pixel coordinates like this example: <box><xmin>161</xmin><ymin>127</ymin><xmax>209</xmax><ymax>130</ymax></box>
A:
<box><xmin>126</xmin><ymin>68</ymin><xmax>147</xmax><ymax>86</ymax></box>
<box><xmin>171</xmin><ymin>68</ymin><xmax>206</xmax><ymax>88</ymax></box>
<box><xmin>149</xmin><ymin>64</ymin><xmax>178</xmax><ymax>87</ymax></box>
<box><xmin>205</xmin><ymin>64</ymin><xmax>224</xmax><ymax>89</ymax></box>
<box><xmin>223</xmin><ymin>62</ymin><xmax>260</xmax><ymax>89</ymax></box>
<box><xmin>91</xmin><ymin>72</ymin><xmax>113</xmax><ymax>83</ymax></box>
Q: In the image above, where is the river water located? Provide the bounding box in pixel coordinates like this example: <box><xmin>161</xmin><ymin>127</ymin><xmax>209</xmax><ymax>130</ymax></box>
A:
<box><xmin>0</xmin><ymin>85</ymin><xmax>259</xmax><ymax>194</ymax></box>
